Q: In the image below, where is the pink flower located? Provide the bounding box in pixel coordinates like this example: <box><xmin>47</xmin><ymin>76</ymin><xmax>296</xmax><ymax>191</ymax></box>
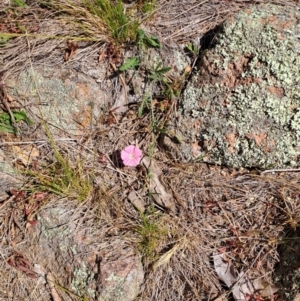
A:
<box><xmin>121</xmin><ymin>145</ymin><xmax>143</xmax><ymax>167</ymax></box>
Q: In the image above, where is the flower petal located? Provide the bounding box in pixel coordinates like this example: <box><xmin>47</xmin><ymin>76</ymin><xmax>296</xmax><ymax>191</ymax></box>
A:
<box><xmin>124</xmin><ymin>158</ymin><xmax>137</xmax><ymax>167</ymax></box>
<box><xmin>121</xmin><ymin>150</ymin><xmax>130</xmax><ymax>161</ymax></box>
<box><xmin>121</xmin><ymin>145</ymin><xmax>143</xmax><ymax>167</ymax></box>
<box><xmin>133</xmin><ymin>147</ymin><xmax>143</xmax><ymax>158</ymax></box>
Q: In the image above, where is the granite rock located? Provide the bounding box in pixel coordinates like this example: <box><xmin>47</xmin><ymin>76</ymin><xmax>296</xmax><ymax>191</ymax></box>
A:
<box><xmin>178</xmin><ymin>4</ymin><xmax>300</xmax><ymax>168</ymax></box>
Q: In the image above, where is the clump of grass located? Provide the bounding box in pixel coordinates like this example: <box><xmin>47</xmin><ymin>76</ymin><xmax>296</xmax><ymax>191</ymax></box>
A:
<box><xmin>36</xmin><ymin>0</ymin><xmax>109</xmax><ymax>41</ymax></box>
<box><xmin>26</xmin><ymin>154</ymin><xmax>92</xmax><ymax>202</ymax></box>
<box><xmin>38</xmin><ymin>0</ymin><xmax>141</xmax><ymax>43</ymax></box>
<box><xmin>139</xmin><ymin>0</ymin><xmax>157</xmax><ymax>14</ymax></box>
<box><xmin>25</xmin><ymin>121</ymin><xmax>92</xmax><ymax>201</ymax></box>
<box><xmin>37</xmin><ymin>157</ymin><xmax>91</xmax><ymax>201</ymax></box>
<box><xmin>40</xmin><ymin>0</ymin><xmax>159</xmax><ymax>44</ymax></box>
<box><xmin>134</xmin><ymin>207</ymin><xmax>167</xmax><ymax>262</ymax></box>
<box><xmin>83</xmin><ymin>0</ymin><xmax>139</xmax><ymax>43</ymax></box>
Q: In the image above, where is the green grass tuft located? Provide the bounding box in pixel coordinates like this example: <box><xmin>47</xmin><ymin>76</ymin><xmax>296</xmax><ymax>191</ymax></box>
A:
<box><xmin>25</xmin><ymin>120</ymin><xmax>92</xmax><ymax>202</ymax></box>
<box><xmin>134</xmin><ymin>207</ymin><xmax>167</xmax><ymax>261</ymax></box>
<box><xmin>140</xmin><ymin>0</ymin><xmax>156</xmax><ymax>14</ymax></box>
<box><xmin>83</xmin><ymin>0</ymin><xmax>139</xmax><ymax>43</ymax></box>
<box><xmin>26</xmin><ymin>154</ymin><xmax>92</xmax><ymax>202</ymax></box>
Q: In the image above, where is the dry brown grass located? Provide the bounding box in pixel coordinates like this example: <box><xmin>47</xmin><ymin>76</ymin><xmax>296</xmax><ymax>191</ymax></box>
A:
<box><xmin>136</xmin><ymin>162</ymin><xmax>300</xmax><ymax>300</ymax></box>
<box><xmin>0</xmin><ymin>0</ymin><xmax>300</xmax><ymax>300</ymax></box>
<box><xmin>149</xmin><ymin>0</ymin><xmax>300</xmax><ymax>44</ymax></box>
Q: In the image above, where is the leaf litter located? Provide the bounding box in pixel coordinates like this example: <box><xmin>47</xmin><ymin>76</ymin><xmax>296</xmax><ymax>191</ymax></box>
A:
<box><xmin>213</xmin><ymin>252</ymin><xmax>278</xmax><ymax>300</ymax></box>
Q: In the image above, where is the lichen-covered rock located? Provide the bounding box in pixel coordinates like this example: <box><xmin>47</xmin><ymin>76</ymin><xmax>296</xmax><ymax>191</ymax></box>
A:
<box><xmin>178</xmin><ymin>4</ymin><xmax>300</xmax><ymax>168</ymax></box>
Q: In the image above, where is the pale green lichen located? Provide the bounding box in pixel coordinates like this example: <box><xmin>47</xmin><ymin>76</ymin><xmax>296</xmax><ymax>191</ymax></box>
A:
<box><xmin>100</xmin><ymin>273</ymin><xmax>128</xmax><ymax>301</ymax></box>
<box><xmin>180</xmin><ymin>4</ymin><xmax>300</xmax><ymax>168</ymax></box>
<box><xmin>71</xmin><ymin>262</ymin><xmax>95</xmax><ymax>298</ymax></box>
<box><xmin>173</xmin><ymin>48</ymin><xmax>191</xmax><ymax>74</ymax></box>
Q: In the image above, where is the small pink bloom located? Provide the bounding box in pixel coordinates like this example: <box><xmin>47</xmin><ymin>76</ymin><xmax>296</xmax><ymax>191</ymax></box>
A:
<box><xmin>121</xmin><ymin>145</ymin><xmax>143</xmax><ymax>167</ymax></box>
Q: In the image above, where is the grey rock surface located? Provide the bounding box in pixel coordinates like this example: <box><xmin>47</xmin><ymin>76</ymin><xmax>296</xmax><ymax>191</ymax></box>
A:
<box><xmin>7</xmin><ymin>67</ymin><xmax>108</xmax><ymax>137</ymax></box>
<box><xmin>36</xmin><ymin>206</ymin><xmax>144</xmax><ymax>301</ymax></box>
<box><xmin>0</xmin><ymin>149</ymin><xmax>22</xmax><ymax>201</ymax></box>
<box><xmin>177</xmin><ymin>4</ymin><xmax>300</xmax><ymax>168</ymax></box>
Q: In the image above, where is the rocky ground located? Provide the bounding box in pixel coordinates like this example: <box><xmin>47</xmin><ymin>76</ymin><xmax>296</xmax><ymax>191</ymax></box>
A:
<box><xmin>0</xmin><ymin>1</ymin><xmax>300</xmax><ymax>301</ymax></box>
